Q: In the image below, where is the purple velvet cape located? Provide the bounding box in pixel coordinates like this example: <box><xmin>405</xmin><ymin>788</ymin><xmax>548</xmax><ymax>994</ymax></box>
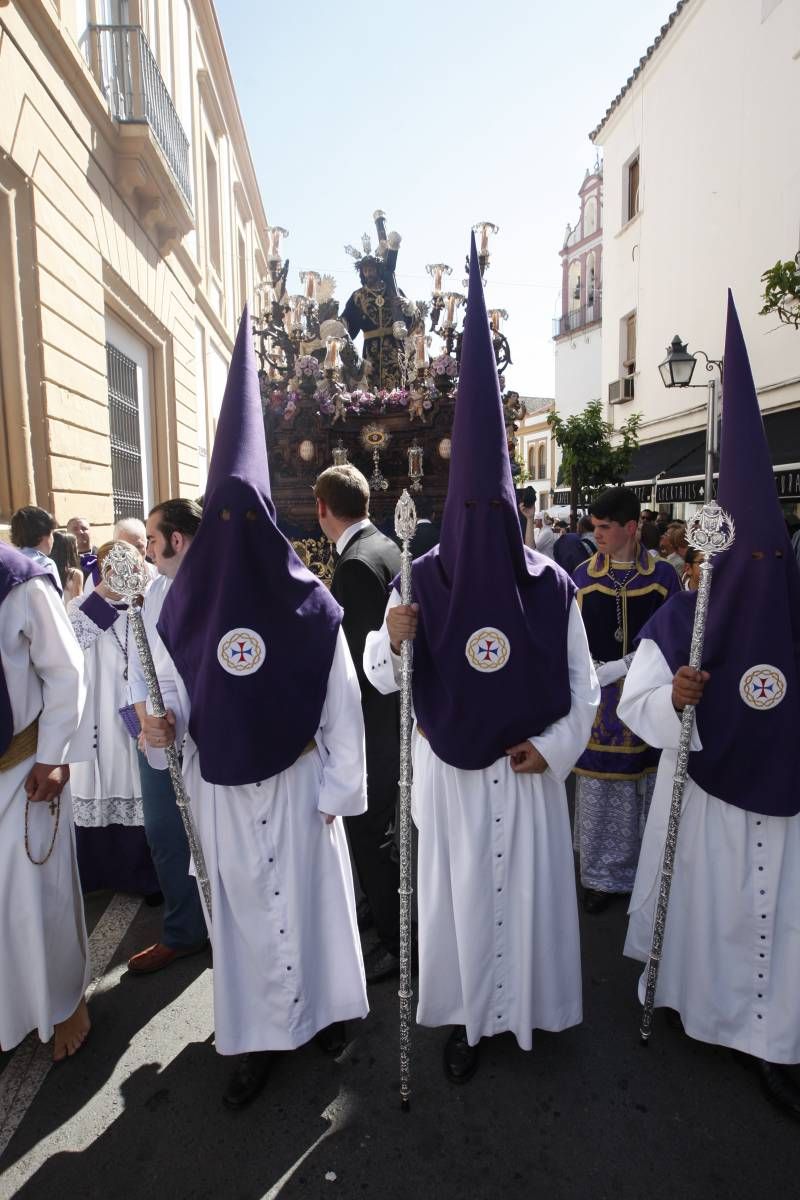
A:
<box><xmin>0</xmin><ymin>543</ymin><xmax>54</xmax><ymax>755</ymax></box>
<box><xmin>158</xmin><ymin>307</ymin><xmax>342</xmax><ymax>787</ymax></box>
<box><xmin>573</xmin><ymin>548</ymin><xmax>680</xmax><ymax>779</ymax></box>
<box><xmin>404</xmin><ymin>238</ymin><xmax>574</xmax><ymax>771</ymax></box>
<box><xmin>639</xmin><ymin>293</ymin><xmax>800</xmax><ymax>817</ymax></box>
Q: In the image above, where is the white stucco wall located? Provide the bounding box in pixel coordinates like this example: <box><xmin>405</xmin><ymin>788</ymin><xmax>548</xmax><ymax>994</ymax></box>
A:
<box><xmin>554</xmin><ymin>325</ymin><xmax>602</xmax><ymax>421</ymax></box>
<box><xmin>596</xmin><ymin>0</ymin><xmax>800</xmax><ymax>448</ymax></box>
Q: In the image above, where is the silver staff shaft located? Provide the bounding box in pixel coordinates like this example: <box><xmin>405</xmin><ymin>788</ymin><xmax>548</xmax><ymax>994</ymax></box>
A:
<box><xmin>640</xmin><ymin>501</ymin><xmax>734</xmax><ymax>1044</ymax></box>
<box><xmin>128</xmin><ymin>606</ymin><xmax>213</xmax><ymax>920</ymax></box>
<box><xmin>394</xmin><ymin>489</ymin><xmax>417</xmax><ymax>1112</ymax></box>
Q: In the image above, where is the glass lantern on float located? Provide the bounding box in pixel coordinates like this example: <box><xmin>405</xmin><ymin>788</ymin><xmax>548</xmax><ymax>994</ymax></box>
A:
<box><xmin>298</xmin><ymin>439</ymin><xmax>316</xmax><ymax>464</ymax></box>
<box><xmin>332</xmin><ymin>439</ymin><xmax>348</xmax><ymax>466</ymax></box>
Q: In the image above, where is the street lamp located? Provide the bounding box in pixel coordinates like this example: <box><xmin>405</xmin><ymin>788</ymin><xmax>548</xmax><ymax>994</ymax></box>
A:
<box><xmin>658</xmin><ymin>334</ymin><xmax>724</xmax><ymax>504</ymax></box>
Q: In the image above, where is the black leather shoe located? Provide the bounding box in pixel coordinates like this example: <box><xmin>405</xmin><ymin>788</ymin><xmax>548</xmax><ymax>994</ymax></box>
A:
<box><xmin>356</xmin><ymin>898</ymin><xmax>373</xmax><ymax>933</ymax></box>
<box><xmin>443</xmin><ymin>1026</ymin><xmax>479</xmax><ymax>1084</ymax></box>
<box><xmin>315</xmin><ymin>1022</ymin><xmax>347</xmax><ymax>1057</ymax></box>
<box><xmin>751</xmin><ymin>1058</ymin><xmax>800</xmax><ymax>1122</ymax></box>
<box><xmin>363</xmin><ymin>942</ymin><xmax>401</xmax><ymax>984</ymax></box>
<box><xmin>582</xmin><ymin>888</ymin><xmax>612</xmax><ymax>914</ymax></box>
<box><xmin>222</xmin><ymin>1051</ymin><xmax>274</xmax><ymax>1110</ymax></box>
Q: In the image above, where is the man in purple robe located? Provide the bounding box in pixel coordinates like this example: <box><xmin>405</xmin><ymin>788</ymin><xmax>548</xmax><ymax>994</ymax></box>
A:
<box><xmin>620</xmin><ymin>294</ymin><xmax>800</xmax><ymax>1121</ymax></box>
<box><xmin>364</xmin><ymin>238</ymin><xmax>599</xmax><ymax>1084</ymax></box>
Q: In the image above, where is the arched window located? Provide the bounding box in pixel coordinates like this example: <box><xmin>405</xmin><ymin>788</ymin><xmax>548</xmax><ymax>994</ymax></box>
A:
<box><xmin>584</xmin><ymin>196</ymin><xmax>597</xmax><ymax>236</ymax></box>
<box><xmin>568</xmin><ymin>261</ymin><xmax>581</xmax><ymax>310</ymax></box>
<box><xmin>537</xmin><ymin>443</ymin><xmax>547</xmax><ymax>480</ymax></box>
<box><xmin>528</xmin><ymin>445</ymin><xmax>536</xmax><ymax>475</ymax></box>
<box><xmin>586</xmin><ymin>252</ymin><xmax>596</xmax><ymax>306</ymax></box>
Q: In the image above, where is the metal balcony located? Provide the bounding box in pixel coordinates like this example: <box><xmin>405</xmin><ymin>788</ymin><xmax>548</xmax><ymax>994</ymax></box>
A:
<box><xmin>553</xmin><ymin>292</ymin><xmax>602</xmax><ymax>339</ymax></box>
<box><xmin>88</xmin><ymin>24</ymin><xmax>192</xmax><ymax>206</ymax></box>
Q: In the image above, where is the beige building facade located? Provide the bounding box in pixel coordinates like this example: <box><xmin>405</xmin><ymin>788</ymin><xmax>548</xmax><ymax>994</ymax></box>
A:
<box><xmin>0</xmin><ymin>0</ymin><xmax>269</xmax><ymax>541</ymax></box>
<box><xmin>516</xmin><ymin>397</ymin><xmax>556</xmax><ymax>513</ymax></box>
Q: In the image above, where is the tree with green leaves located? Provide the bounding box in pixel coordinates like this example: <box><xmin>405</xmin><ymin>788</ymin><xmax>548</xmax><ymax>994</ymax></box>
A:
<box><xmin>760</xmin><ymin>254</ymin><xmax>800</xmax><ymax>329</ymax></box>
<box><xmin>548</xmin><ymin>399</ymin><xmax>642</xmax><ymax>526</ymax></box>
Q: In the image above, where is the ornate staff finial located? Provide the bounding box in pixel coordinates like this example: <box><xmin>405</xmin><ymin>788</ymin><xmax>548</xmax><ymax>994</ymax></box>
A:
<box><xmin>102</xmin><ymin>540</ymin><xmax>150</xmax><ymax>600</ymax></box>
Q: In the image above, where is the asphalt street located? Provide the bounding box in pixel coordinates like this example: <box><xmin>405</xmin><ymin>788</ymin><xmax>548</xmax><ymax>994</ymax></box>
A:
<box><xmin>1</xmin><ymin>861</ymin><xmax>799</xmax><ymax>1199</ymax></box>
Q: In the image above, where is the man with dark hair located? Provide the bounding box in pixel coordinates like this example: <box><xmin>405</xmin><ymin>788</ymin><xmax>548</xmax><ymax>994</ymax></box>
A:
<box><xmin>407</xmin><ymin>495</ymin><xmax>439</xmax><ymax>558</ymax></box>
<box><xmin>124</xmin><ymin>497</ymin><xmax>208</xmax><ymax>972</ymax></box>
<box><xmin>11</xmin><ymin>506</ymin><xmax>60</xmax><ymax>592</ymax></box>
<box><xmin>572</xmin><ymin>486</ymin><xmax>680</xmax><ymax>913</ymax></box>
<box><xmin>554</xmin><ymin>520</ymin><xmax>592</xmax><ymax>575</ymax></box>
<box><xmin>315</xmin><ymin>465</ymin><xmax>402</xmax><ymax>983</ymax></box>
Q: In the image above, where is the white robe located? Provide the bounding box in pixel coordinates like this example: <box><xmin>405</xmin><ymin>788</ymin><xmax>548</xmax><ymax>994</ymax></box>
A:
<box><xmin>620</xmin><ymin>639</ymin><xmax>800</xmax><ymax>1064</ymax></box>
<box><xmin>147</xmin><ymin>628</ymin><xmax>369</xmax><ymax>1055</ymax></box>
<box><xmin>0</xmin><ymin>577</ymin><xmax>88</xmax><ymax>1050</ymax></box>
<box><xmin>364</xmin><ymin>593</ymin><xmax>599</xmax><ymax>1050</ymax></box>
<box><xmin>67</xmin><ymin>597</ymin><xmax>142</xmax><ymax>826</ymax></box>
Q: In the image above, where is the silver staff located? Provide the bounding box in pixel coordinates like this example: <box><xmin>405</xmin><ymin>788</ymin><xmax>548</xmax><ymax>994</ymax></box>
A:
<box><xmin>102</xmin><ymin>542</ymin><xmax>213</xmax><ymax>919</ymax></box>
<box><xmin>640</xmin><ymin>500</ymin><xmax>735</xmax><ymax>1044</ymax></box>
<box><xmin>394</xmin><ymin>489</ymin><xmax>417</xmax><ymax>1111</ymax></box>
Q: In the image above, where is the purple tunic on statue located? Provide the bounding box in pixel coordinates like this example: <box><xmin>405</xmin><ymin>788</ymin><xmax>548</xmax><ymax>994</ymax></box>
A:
<box><xmin>639</xmin><ymin>292</ymin><xmax>800</xmax><ymax>817</ymax></box>
<box><xmin>401</xmin><ymin>237</ymin><xmax>574</xmax><ymax>772</ymax></box>
<box><xmin>158</xmin><ymin>307</ymin><xmax>342</xmax><ymax>787</ymax></box>
<box><xmin>0</xmin><ymin>543</ymin><xmax>54</xmax><ymax>756</ymax></box>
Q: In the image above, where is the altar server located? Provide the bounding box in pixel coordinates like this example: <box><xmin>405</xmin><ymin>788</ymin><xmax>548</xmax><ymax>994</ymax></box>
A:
<box><xmin>0</xmin><ymin>542</ymin><xmax>90</xmax><ymax>1060</ymax></box>
<box><xmin>143</xmin><ymin>308</ymin><xmax>368</xmax><ymax>1110</ymax></box>
<box><xmin>620</xmin><ymin>294</ymin><xmax>800</xmax><ymax>1120</ymax></box>
<box><xmin>364</xmin><ymin>238</ymin><xmax>599</xmax><ymax>1083</ymax></box>
<box><xmin>66</xmin><ymin>541</ymin><xmax>158</xmax><ymax>896</ymax></box>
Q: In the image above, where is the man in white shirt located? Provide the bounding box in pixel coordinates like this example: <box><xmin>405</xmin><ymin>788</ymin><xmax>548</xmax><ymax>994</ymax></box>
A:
<box><xmin>124</xmin><ymin>498</ymin><xmax>208</xmax><ymax>973</ymax></box>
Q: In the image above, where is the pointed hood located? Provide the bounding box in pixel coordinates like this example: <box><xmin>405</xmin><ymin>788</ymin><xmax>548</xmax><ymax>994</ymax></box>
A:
<box><xmin>405</xmin><ymin>237</ymin><xmax>575</xmax><ymax>771</ymax></box>
<box><xmin>158</xmin><ymin>306</ymin><xmax>342</xmax><ymax>786</ymax></box>
<box><xmin>640</xmin><ymin>292</ymin><xmax>800</xmax><ymax>815</ymax></box>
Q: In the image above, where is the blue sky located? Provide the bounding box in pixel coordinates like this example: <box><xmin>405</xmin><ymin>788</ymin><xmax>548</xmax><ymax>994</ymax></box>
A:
<box><xmin>215</xmin><ymin>0</ymin><xmax>675</xmax><ymax>397</ymax></box>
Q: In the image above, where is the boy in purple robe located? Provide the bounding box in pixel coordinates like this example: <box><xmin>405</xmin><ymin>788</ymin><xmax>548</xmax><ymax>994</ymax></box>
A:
<box><xmin>364</xmin><ymin>238</ymin><xmax>599</xmax><ymax>1083</ymax></box>
<box><xmin>620</xmin><ymin>294</ymin><xmax>800</xmax><ymax>1121</ymax></box>
<box><xmin>572</xmin><ymin>487</ymin><xmax>680</xmax><ymax>912</ymax></box>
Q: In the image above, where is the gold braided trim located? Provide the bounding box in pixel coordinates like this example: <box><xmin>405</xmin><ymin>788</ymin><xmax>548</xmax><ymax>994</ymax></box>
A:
<box><xmin>0</xmin><ymin>719</ymin><xmax>39</xmax><ymax>772</ymax></box>
<box><xmin>362</xmin><ymin>327</ymin><xmax>395</xmax><ymax>340</ymax></box>
<box><xmin>299</xmin><ymin>740</ymin><xmax>317</xmax><ymax>759</ymax></box>
<box><xmin>417</xmin><ymin>727</ymin><xmax>427</xmax><ymax>740</ymax></box>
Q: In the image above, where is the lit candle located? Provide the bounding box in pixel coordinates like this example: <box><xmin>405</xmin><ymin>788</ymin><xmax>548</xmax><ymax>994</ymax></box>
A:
<box><xmin>415</xmin><ymin>333</ymin><xmax>427</xmax><ymax>369</ymax></box>
<box><xmin>302</xmin><ymin>271</ymin><xmax>319</xmax><ymax>301</ymax></box>
<box><xmin>445</xmin><ymin>294</ymin><xmax>456</xmax><ymax>327</ymax></box>
<box><xmin>480</xmin><ymin>225</ymin><xmax>489</xmax><ymax>255</ymax></box>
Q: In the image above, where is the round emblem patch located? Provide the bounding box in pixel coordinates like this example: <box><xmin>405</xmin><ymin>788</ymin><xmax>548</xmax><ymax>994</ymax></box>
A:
<box><xmin>465</xmin><ymin>628</ymin><xmax>511</xmax><ymax>673</ymax></box>
<box><xmin>739</xmin><ymin>664</ymin><xmax>787</xmax><ymax>711</ymax></box>
<box><xmin>217</xmin><ymin>628</ymin><xmax>265</xmax><ymax>676</ymax></box>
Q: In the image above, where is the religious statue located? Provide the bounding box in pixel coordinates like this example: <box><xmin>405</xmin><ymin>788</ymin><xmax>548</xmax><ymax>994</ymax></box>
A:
<box><xmin>342</xmin><ymin>211</ymin><xmax>417</xmax><ymax>391</ymax></box>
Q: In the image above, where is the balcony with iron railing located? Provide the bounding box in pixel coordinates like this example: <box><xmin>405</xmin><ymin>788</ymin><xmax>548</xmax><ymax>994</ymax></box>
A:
<box><xmin>552</xmin><ymin>291</ymin><xmax>602</xmax><ymax>339</ymax></box>
<box><xmin>84</xmin><ymin>24</ymin><xmax>194</xmax><ymax>248</ymax></box>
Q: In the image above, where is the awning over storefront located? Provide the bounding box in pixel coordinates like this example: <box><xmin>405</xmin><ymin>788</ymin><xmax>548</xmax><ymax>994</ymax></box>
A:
<box><xmin>551</xmin><ymin>408</ymin><xmax>800</xmax><ymax>507</ymax></box>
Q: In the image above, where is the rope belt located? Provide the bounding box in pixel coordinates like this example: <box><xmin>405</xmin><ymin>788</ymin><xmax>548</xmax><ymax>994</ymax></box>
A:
<box><xmin>0</xmin><ymin>719</ymin><xmax>39</xmax><ymax>772</ymax></box>
<box><xmin>362</xmin><ymin>326</ymin><xmax>395</xmax><ymax>340</ymax></box>
<box><xmin>416</xmin><ymin>727</ymin><xmax>427</xmax><ymax>740</ymax></box>
<box><xmin>299</xmin><ymin>740</ymin><xmax>317</xmax><ymax>759</ymax></box>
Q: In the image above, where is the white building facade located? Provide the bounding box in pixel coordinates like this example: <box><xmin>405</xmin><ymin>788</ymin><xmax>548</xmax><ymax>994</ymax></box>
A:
<box><xmin>592</xmin><ymin>0</ymin><xmax>800</xmax><ymax>516</ymax></box>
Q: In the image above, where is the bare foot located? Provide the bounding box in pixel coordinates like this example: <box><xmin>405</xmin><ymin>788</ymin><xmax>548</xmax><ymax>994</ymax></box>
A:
<box><xmin>53</xmin><ymin>998</ymin><xmax>90</xmax><ymax>1062</ymax></box>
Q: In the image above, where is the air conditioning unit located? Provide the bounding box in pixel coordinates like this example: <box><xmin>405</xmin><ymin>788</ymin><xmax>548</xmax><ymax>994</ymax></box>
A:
<box><xmin>608</xmin><ymin>376</ymin><xmax>635</xmax><ymax>403</ymax></box>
